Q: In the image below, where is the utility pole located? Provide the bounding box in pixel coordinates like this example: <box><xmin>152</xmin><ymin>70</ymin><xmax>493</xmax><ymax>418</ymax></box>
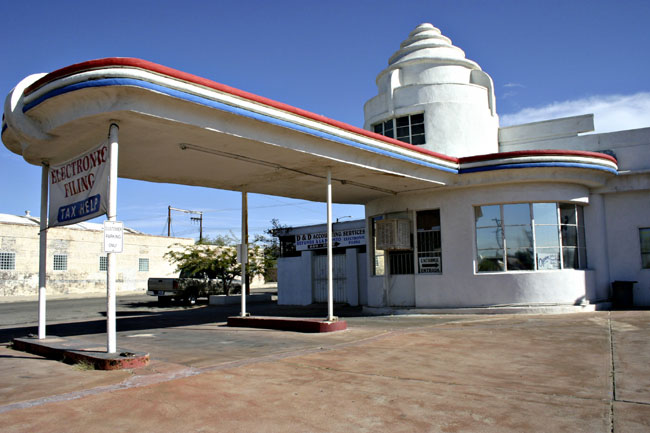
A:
<box><xmin>167</xmin><ymin>206</ymin><xmax>203</xmax><ymax>241</ymax></box>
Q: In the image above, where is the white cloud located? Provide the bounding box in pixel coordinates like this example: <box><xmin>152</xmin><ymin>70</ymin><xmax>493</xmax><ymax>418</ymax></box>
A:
<box><xmin>503</xmin><ymin>82</ymin><xmax>525</xmax><ymax>88</ymax></box>
<box><xmin>500</xmin><ymin>92</ymin><xmax>650</xmax><ymax>133</ymax></box>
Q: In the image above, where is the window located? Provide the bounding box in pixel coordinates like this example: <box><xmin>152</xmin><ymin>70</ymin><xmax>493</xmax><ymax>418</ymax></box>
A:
<box><xmin>372</xmin><ymin>113</ymin><xmax>425</xmax><ymax>145</ymax></box>
<box><xmin>139</xmin><ymin>258</ymin><xmax>149</xmax><ymax>272</ymax></box>
<box><xmin>372</xmin><ymin>209</ymin><xmax>442</xmax><ymax>276</ymax></box>
<box><xmin>53</xmin><ymin>254</ymin><xmax>67</xmax><ymax>271</ymax></box>
<box><xmin>417</xmin><ymin>209</ymin><xmax>442</xmax><ymax>273</ymax></box>
<box><xmin>475</xmin><ymin>203</ymin><xmax>586</xmax><ymax>272</ymax></box>
<box><xmin>641</xmin><ymin>228</ymin><xmax>650</xmax><ymax>269</ymax></box>
<box><xmin>0</xmin><ymin>252</ymin><xmax>16</xmax><ymax>270</ymax></box>
<box><xmin>99</xmin><ymin>256</ymin><xmax>107</xmax><ymax>271</ymax></box>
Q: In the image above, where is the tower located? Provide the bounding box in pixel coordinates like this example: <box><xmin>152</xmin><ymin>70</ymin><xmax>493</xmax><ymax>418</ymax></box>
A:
<box><xmin>364</xmin><ymin>23</ymin><xmax>499</xmax><ymax>157</ymax></box>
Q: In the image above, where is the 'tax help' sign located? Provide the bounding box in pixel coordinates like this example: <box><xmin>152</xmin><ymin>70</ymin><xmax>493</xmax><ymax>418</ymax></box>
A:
<box><xmin>48</xmin><ymin>141</ymin><xmax>109</xmax><ymax>227</ymax></box>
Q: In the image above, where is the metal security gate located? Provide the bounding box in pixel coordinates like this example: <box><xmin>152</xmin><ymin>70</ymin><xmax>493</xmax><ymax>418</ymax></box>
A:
<box><xmin>312</xmin><ymin>254</ymin><xmax>347</xmax><ymax>303</ymax></box>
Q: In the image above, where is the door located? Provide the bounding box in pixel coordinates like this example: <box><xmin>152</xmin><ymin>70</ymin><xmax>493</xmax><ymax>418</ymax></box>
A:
<box><xmin>312</xmin><ymin>253</ymin><xmax>347</xmax><ymax>303</ymax></box>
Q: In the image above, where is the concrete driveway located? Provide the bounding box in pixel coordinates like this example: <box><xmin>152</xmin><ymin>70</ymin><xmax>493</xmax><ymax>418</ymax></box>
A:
<box><xmin>1</xmin><ymin>305</ymin><xmax>649</xmax><ymax>432</ymax></box>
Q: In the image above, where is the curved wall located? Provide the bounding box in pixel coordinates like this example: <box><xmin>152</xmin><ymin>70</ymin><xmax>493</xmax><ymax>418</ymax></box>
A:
<box><xmin>366</xmin><ymin>182</ymin><xmax>597</xmax><ymax>308</ymax></box>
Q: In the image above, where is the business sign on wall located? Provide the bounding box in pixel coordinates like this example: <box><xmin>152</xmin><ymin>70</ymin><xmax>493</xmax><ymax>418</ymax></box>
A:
<box><xmin>295</xmin><ymin>228</ymin><xmax>366</xmax><ymax>251</ymax></box>
<box><xmin>48</xmin><ymin>141</ymin><xmax>109</xmax><ymax>227</ymax></box>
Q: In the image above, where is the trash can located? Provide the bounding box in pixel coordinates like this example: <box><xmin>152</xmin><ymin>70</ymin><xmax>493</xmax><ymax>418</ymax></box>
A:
<box><xmin>611</xmin><ymin>280</ymin><xmax>636</xmax><ymax>309</ymax></box>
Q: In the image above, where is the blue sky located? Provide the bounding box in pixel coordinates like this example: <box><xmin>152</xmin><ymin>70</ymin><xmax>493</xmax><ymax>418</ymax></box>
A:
<box><xmin>2</xmin><ymin>0</ymin><xmax>649</xmax><ymax>240</ymax></box>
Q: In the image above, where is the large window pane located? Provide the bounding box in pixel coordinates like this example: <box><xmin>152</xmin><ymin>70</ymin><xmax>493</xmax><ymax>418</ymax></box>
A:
<box><xmin>559</xmin><ymin>204</ymin><xmax>577</xmax><ymax>225</ymax></box>
<box><xmin>411</xmin><ymin>124</ymin><xmax>425</xmax><ymax>135</ymax></box>
<box><xmin>563</xmin><ymin>248</ymin><xmax>579</xmax><ymax>269</ymax></box>
<box><xmin>383</xmin><ymin>120</ymin><xmax>394</xmax><ymax>138</ymax></box>
<box><xmin>477</xmin><ymin>227</ymin><xmax>502</xmax><ymax>250</ymax></box>
<box><xmin>536</xmin><ymin>248</ymin><xmax>561</xmax><ymax>270</ymax></box>
<box><xmin>411</xmin><ymin>134</ymin><xmax>425</xmax><ymax>145</ymax></box>
<box><xmin>507</xmin><ymin>248</ymin><xmax>534</xmax><ymax>270</ymax></box>
<box><xmin>396</xmin><ymin>116</ymin><xmax>409</xmax><ymax>127</ymax></box>
<box><xmin>503</xmin><ymin>204</ymin><xmax>530</xmax><ymax>225</ymax></box>
<box><xmin>533</xmin><ymin>203</ymin><xmax>557</xmax><ymax>224</ymax></box>
<box><xmin>535</xmin><ymin>225</ymin><xmax>560</xmax><ymax>247</ymax></box>
<box><xmin>475</xmin><ymin>205</ymin><xmax>501</xmax><ymax>227</ymax></box>
<box><xmin>477</xmin><ymin>249</ymin><xmax>504</xmax><ymax>272</ymax></box>
<box><xmin>561</xmin><ymin>226</ymin><xmax>578</xmax><ymax>247</ymax></box>
<box><xmin>505</xmin><ymin>226</ymin><xmax>533</xmax><ymax>249</ymax></box>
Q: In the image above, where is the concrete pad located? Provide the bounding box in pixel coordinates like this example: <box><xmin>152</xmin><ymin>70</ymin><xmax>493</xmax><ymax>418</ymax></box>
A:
<box><xmin>227</xmin><ymin>315</ymin><xmax>347</xmax><ymax>332</ymax></box>
<box><xmin>610</xmin><ymin>311</ymin><xmax>650</xmax><ymax>404</ymax></box>
<box><xmin>12</xmin><ymin>337</ymin><xmax>149</xmax><ymax>370</ymax></box>
<box><xmin>0</xmin><ymin>344</ymin><xmax>131</xmax><ymax>407</ymax></box>
<box><xmin>613</xmin><ymin>401</ymin><xmax>650</xmax><ymax>433</ymax></box>
<box><xmin>2</xmin><ymin>311</ymin><xmax>650</xmax><ymax>432</ymax></box>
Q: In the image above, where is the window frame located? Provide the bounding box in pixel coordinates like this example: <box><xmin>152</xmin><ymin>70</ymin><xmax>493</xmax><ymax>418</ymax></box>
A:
<box><xmin>372</xmin><ymin>113</ymin><xmax>425</xmax><ymax>145</ymax></box>
<box><xmin>0</xmin><ymin>252</ymin><xmax>16</xmax><ymax>270</ymax></box>
<box><xmin>138</xmin><ymin>258</ymin><xmax>150</xmax><ymax>272</ymax></box>
<box><xmin>53</xmin><ymin>254</ymin><xmax>67</xmax><ymax>271</ymax></box>
<box><xmin>371</xmin><ymin>208</ymin><xmax>442</xmax><ymax>276</ymax></box>
<box><xmin>475</xmin><ymin>202</ymin><xmax>586</xmax><ymax>273</ymax></box>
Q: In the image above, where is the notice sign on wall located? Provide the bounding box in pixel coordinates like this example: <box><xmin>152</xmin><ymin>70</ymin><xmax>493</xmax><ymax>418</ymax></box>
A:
<box><xmin>295</xmin><ymin>228</ymin><xmax>366</xmax><ymax>251</ymax></box>
<box><xmin>48</xmin><ymin>141</ymin><xmax>109</xmax><ymax>227</ymax></box>
<box><xmin>103</xmin><ymin>221</ymin><xmax>124</xmax><ymax>253</ymax></box>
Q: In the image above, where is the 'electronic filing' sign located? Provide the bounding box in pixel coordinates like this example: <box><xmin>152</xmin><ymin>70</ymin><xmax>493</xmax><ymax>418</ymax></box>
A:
<box><xmin>48</xmin><ymin>141</ymin><xmax>109</xmax><ymax>227</ymax></box>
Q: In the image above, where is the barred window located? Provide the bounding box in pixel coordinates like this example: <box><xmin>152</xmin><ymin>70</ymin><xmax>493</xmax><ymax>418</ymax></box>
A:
<box><xmin>53</xmin><ymin>254</ymin><xmax>67</xmax><ymax>271</ymax></box>
<box><xmin>0</xmin><ymin>252</ymin><xmax>16</xmax><ymax>270</ymax></box>
<box><xmin>139</xmin><ymin>258</ymin><xmax>149</xmax><ymax>272</ymax></box>
<box><xmin>373</xmin><ymin>113</ymin><xmax>425</xmax><ymax>145</ymax></box>
<box><xmin>417</xmin><ymin>209</ymin><xmax>442</xmax><ymax>274</ymax></box>
<box><xmin>99</xmin><ymin>256</ymin><xmax>107</xmax><ymax>271</ymax></box>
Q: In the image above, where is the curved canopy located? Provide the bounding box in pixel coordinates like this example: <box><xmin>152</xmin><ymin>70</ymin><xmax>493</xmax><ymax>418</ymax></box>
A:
<box><xmin>2</xmin><ymin>58</ymin><xmax>617</xmax><ymax>204</ymax></box>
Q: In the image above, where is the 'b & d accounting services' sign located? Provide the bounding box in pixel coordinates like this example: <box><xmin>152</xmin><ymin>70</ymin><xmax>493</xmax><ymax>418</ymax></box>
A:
<box><xmin>48</xmin><ymin>141</ymin><xmax>110</xmax><ymax>227</ymax></box>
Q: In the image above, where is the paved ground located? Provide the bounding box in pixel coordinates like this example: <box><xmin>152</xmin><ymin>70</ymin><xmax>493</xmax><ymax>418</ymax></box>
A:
<box><xmin>1</xmin><ymin>300</ymin><xmax>649</xmax><ymax>432</ymax></box>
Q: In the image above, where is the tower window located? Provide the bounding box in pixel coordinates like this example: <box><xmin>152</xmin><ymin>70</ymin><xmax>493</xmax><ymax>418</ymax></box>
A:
<box><xmin>372</xmin><ymin>113</ymin><xmax>425</xmax><ymax>145</ymax></box>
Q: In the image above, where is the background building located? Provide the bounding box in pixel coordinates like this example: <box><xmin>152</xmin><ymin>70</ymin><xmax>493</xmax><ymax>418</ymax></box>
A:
<box><xmin>0</xmin><ymin>212</ymin><xmax>192</xmax><ymax>297</ymax></box>
<box><xmin>276</xmin><ymin>219</ymin><xmax>366</xmax><ymax>306</ymax></box>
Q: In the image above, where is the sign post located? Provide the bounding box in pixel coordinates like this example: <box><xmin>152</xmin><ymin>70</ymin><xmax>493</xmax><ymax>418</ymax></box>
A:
<box><xmin>106</xmin><ymin>123</ymin><xmax>119</xmax><ymax>354</ymax></box>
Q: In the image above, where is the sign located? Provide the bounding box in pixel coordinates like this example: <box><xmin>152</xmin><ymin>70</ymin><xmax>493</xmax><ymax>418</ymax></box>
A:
<box><xmin>295</xmin><ymin>228</ymin><xmax>365</xmax><ymax>251</ymax></box>
<box><xmin>48</xmin><ymin>141</ymin><xmax>109</xmax><ymax>227</ymax></box>
<box><xmin>419</xmin><ymin>256</ymin><xmax>441</xmax><ymax>273</ymax></box>
<box><xmin>104</xmin><ymin>221</ymin><xmax>124</xmax><ymax>253</ymax></box>
<box><xmin>236</xmin><ymin>243</ymin><xmax>248</xmax><ymax>264</ymax></box>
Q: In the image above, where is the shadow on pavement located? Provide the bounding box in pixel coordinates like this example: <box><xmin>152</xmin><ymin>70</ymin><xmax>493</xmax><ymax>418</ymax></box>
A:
<box><xmin>0</xmin><ymin>302</ymin><xmax>366</xmax><ymax>343</ymax></box>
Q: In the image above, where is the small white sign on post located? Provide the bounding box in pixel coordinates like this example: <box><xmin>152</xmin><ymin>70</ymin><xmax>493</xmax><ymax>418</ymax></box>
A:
<box><xmin>104</xmin><ymin>221</ymin><xmax>124</xmax><ymax>253</ymax></box>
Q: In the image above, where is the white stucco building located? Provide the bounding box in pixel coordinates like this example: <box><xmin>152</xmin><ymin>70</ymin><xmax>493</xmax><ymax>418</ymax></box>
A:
<box><xmin>2</xmin><ymin>23</ymin><xmax>648</xmax><ymax>312</ymax></box>
<box><xmin>275</xmin><ymin>23</ymin><xmax>649</xmax><ymax>310</ymax></box>
<box><xmin>360</xmin><ymin>24</ymin><xmax>649</xmax><ymax>309</ymax></box>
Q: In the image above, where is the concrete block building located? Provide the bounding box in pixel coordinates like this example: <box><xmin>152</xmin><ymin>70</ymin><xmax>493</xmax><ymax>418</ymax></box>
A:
<box><xmin>0</xmin><ymin>212</ymin><xmax>192</xmax><ymax>297</ymax></box>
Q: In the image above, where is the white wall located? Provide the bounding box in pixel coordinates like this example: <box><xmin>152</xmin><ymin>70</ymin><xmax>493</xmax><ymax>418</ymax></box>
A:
<box><xmin>604</xmin><ymin>190</ymin><xmax>650</xmax><ymax>306</ymax></box>
<box><xmin>366</xmin><ymin>182</ymin><xmax>596</xmax><ymax>308</ymax></box>
<box><xmin>277</xmin><ymin>254</ymin><xmax>312</xmax><ymax>306</ymax></box>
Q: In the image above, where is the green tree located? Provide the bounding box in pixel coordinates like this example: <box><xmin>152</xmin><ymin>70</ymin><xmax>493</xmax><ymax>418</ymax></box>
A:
<box><xmin>165</xmin><ymin>234</ymin><xmax>266</xmax><ymax>295</ymax></box>
<box><xmin>253</xmin><ymin>218</ymin><xmax>287</xmax><ymax>282</ymax></box>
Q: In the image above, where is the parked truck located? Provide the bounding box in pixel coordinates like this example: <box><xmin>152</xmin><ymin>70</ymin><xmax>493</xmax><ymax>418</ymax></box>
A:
<box><xmin>147</xmin><ymin>269</ymin><xmax>241</xmax><ymax>306</ymax></box>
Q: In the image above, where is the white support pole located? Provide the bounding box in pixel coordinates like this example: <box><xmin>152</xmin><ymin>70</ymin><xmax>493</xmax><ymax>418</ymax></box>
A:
<box><xmin>106</xmin><ymin>123</ymin><xmax>119</xmax><ymax>353</ymax></box>
<box><xmin>38</xmin><ymin>163</ymin><xmax>49</xmax><ymax>339</ymax></box>
<box><xmin>326</xmin><ymin>169</ymin><xmax>335</xmax><ymax>321</ymax></box>
<box><xmin>240</xmin><ymin>191</ymin><xmax>248</xmax><ymax>317</ymax></box>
